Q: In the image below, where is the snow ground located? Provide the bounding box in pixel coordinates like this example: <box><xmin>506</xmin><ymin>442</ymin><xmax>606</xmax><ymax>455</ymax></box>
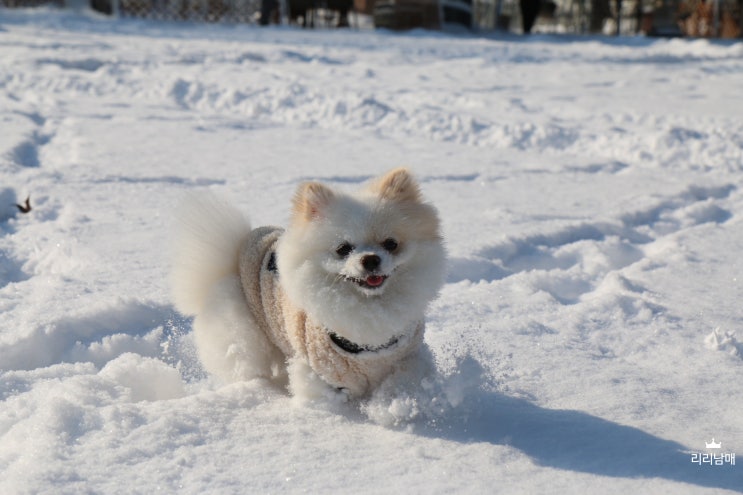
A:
<box><xmin>0</xmin><ymin>8</ymin><xmax>742</xmax><ymax>494</ymax></box>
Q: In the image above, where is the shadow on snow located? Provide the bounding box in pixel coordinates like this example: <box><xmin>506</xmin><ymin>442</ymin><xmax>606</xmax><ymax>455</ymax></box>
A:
<box><xmin>422</xmin><ymin>390</ymin><xmax>741</xmax><ymax>492</ymax></box>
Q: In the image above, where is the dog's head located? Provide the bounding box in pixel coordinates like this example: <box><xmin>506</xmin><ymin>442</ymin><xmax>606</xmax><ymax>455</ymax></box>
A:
<box><xmin>277</xmin><ymin>168</ymin><xmax>446</xmax><ymax>347</ymax></box>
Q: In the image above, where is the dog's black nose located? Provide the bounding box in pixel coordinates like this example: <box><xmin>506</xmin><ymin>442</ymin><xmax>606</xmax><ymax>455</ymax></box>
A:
<box><xmin>361</xmin><ymin>254</ymin><xmax>381</xmax><ymax>271</ymax></box>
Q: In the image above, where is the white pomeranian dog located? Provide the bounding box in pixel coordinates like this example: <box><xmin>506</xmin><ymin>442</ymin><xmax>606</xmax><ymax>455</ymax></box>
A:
<box><xmin>171</xmin><ymin>168</ymin><xmax>446</xmax><ymax>400</ymax></box>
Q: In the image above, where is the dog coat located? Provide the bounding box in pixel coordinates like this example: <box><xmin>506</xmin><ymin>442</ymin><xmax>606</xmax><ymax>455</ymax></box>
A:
<box><xmin>238</xmin><ymin>226</ymin><xmax>424</xmax><ymax>397</ymax></box>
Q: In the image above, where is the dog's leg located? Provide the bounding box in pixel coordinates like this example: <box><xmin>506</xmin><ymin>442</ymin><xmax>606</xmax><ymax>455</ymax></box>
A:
<box><xmin>362</xmin><ymin>346</ymin><xmax>441</xmax><ymax>425</ymax></box>
<box><xmin>193</xmin><ymin>275</ymin><xmax>282</xmax><ymax>383</ymax></box>
<box><xmin>286</xmin><ymin>356</ymin><xmax>350</xmax><ymax>404</ymax></box>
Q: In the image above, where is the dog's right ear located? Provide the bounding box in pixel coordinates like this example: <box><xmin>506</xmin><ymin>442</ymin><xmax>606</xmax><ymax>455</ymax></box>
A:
<box><xmin>292</xmin><ymin>182</ymin><xmax>335</xmax><ymax>222</ymax></box>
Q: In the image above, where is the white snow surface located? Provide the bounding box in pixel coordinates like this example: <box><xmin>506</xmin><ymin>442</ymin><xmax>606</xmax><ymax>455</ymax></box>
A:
<box><xmin>1</xmin><ymin>8</ymin><xmax>742</xmax><ymax>494</ymax></box>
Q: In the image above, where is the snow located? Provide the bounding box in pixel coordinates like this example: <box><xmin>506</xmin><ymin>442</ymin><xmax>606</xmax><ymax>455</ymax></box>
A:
<box><xmin>1</xmin><ymin>7</ymin><xmax>742</xmax><ymax>494</ymax></box>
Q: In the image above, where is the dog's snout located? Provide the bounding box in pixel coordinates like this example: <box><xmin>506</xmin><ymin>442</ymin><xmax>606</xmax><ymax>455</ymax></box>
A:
<box><xmin>361</xmin><ymin>254</ymin><xmax>381</xmax><ymax>271</ymax></box>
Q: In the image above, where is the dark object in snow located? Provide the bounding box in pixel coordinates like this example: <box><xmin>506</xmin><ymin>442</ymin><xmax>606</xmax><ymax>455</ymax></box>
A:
<box><xmin>260</xmin><ymin>0</ymin><xmax>279</xmax><ymax>25</ymax></box>
<box><xmin>16</xmin><ymin>196</ymin><xmax>31</xmax><ymax>214</ymax></box>
<box><xmin>91</xmin><ymin>0</ymin><xmax>113</xmax><ymax>15</ymax></box>
<box><xmin>373</xmin><ymin>0</ymin><xmax>472</xmax><ymax>31</ymax></box>
<box><xmin>287</xmin><ymin>0</ymin><xmax>353</xmax><ymax>28</ymax></box>
<box><xmin>520</xmin><ymin>0</ymin><xmax>542</xmax><ymax>33</ymax></box>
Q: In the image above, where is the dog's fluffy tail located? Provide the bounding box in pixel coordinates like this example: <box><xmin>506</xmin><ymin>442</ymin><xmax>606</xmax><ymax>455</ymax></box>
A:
<box><xmin>171</xmin><ymin>192</ymin><xmax>251</xmax><ymax>316</ymax></box>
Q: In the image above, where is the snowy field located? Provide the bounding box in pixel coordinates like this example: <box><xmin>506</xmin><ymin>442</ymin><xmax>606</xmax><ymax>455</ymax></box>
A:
<box><xmin>1</xmin><ymin>8</ymin><xmax>742</xmax><ymax>494</ymax></box>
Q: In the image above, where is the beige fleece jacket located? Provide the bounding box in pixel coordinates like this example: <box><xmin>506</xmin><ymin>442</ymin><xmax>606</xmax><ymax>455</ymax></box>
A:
<box><xmin>238</xmin><ymin>226</ymin><xmax>423</xmax><ymax>397</ymax></box>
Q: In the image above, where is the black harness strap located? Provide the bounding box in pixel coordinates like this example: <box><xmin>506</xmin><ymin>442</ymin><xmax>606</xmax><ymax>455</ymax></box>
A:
<box><xmin>328</xmin><ymin>332</ymin><xmax>399</xmax><ymax>354</ymax></box>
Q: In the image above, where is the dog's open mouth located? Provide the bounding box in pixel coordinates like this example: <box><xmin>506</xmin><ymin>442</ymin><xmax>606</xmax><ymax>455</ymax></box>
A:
<box><xmin>346</xmin><ymin>274</ymin><xmax>388</xmax><ymax>289</ymax></box>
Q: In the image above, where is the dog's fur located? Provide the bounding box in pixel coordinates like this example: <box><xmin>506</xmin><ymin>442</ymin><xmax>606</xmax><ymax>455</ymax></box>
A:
<box><xmin>171</xmin><ymin>168</ymin><xmax>446</xmax><ymax>399</ymax></box>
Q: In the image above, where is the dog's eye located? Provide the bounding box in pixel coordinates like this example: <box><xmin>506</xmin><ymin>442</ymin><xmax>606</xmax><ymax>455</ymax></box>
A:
<box><xmin>335</xmin><ymin>242</ymin><xmax>354</xmax><ymax>258</ymax></box>
<box><xmin>381</xmin><ymin>238</ymin><xmax>399</xmax><ymax>252</ymax></box>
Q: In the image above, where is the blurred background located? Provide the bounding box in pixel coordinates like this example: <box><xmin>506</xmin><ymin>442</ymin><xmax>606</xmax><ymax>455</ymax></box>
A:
<box><xmin>2</xmin><ymin>0</ymin><xmax>741</xmax><ymax>38</ymax></box>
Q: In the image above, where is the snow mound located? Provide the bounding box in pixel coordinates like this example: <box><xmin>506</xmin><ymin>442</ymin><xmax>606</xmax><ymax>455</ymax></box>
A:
<box><xmin>705</xmin><ymin>328</ymin><xmax>743</xmax><ymax>358</ymax></box>
<box><xmin>99</xmin><ymin>353</ymin><xmax>186</xmax><ymax>402</ymax></box>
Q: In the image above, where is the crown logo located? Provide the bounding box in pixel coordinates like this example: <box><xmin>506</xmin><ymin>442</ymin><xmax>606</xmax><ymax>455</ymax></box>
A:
<box><xmin>705</xmin><ymin>439</ymin><xmax>722</xmax><ymax>449</ymax></box>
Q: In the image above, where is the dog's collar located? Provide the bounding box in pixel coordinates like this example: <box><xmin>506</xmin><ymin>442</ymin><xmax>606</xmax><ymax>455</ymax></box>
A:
<box><xmin>328</xmin><ymin>331</ymin><xmax>400</xmax><ymax>354</ymax></box>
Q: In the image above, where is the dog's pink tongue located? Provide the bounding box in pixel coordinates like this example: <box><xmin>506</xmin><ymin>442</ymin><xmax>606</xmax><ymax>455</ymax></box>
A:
<box><xmin>366</xmin><ymin>275</ymin><xmax>385</xmax><ymax>287</ymax></box>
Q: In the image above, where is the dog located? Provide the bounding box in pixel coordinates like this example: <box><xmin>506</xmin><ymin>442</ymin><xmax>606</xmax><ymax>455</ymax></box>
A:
<box><xmin>171</xmin><ymin>168</ymin><xmax>446</xmax><ymax>400</ymax></box>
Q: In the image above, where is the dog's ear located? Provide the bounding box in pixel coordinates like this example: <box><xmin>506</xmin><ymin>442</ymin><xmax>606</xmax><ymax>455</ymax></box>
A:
<box><xmin>369</xmin><ymin>168</ymin><xmax>421</xmax><ymax>203</ymax></box>
<box><xmin>292</xmin><ymin>182</ymin><xmax>335</xmax><ymax>222</ymax></box>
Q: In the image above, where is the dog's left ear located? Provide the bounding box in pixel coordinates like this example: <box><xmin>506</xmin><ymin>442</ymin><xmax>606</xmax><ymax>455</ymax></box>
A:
<box><xmin>369</xmin><ymin>168</ymin><xmax>422</xmax><ymax>203</ymax></box>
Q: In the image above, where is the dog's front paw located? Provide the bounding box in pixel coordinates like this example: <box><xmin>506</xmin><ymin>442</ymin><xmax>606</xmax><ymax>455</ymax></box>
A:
<box><xmin>287</xmin><ymin>357</ymin><xmax>349</xmax><ymax>405</ymax></box>
<box><xmin>361</xmin><ymin>350</ymin><xmax>450</xmax><ymax>427</ymax></box>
